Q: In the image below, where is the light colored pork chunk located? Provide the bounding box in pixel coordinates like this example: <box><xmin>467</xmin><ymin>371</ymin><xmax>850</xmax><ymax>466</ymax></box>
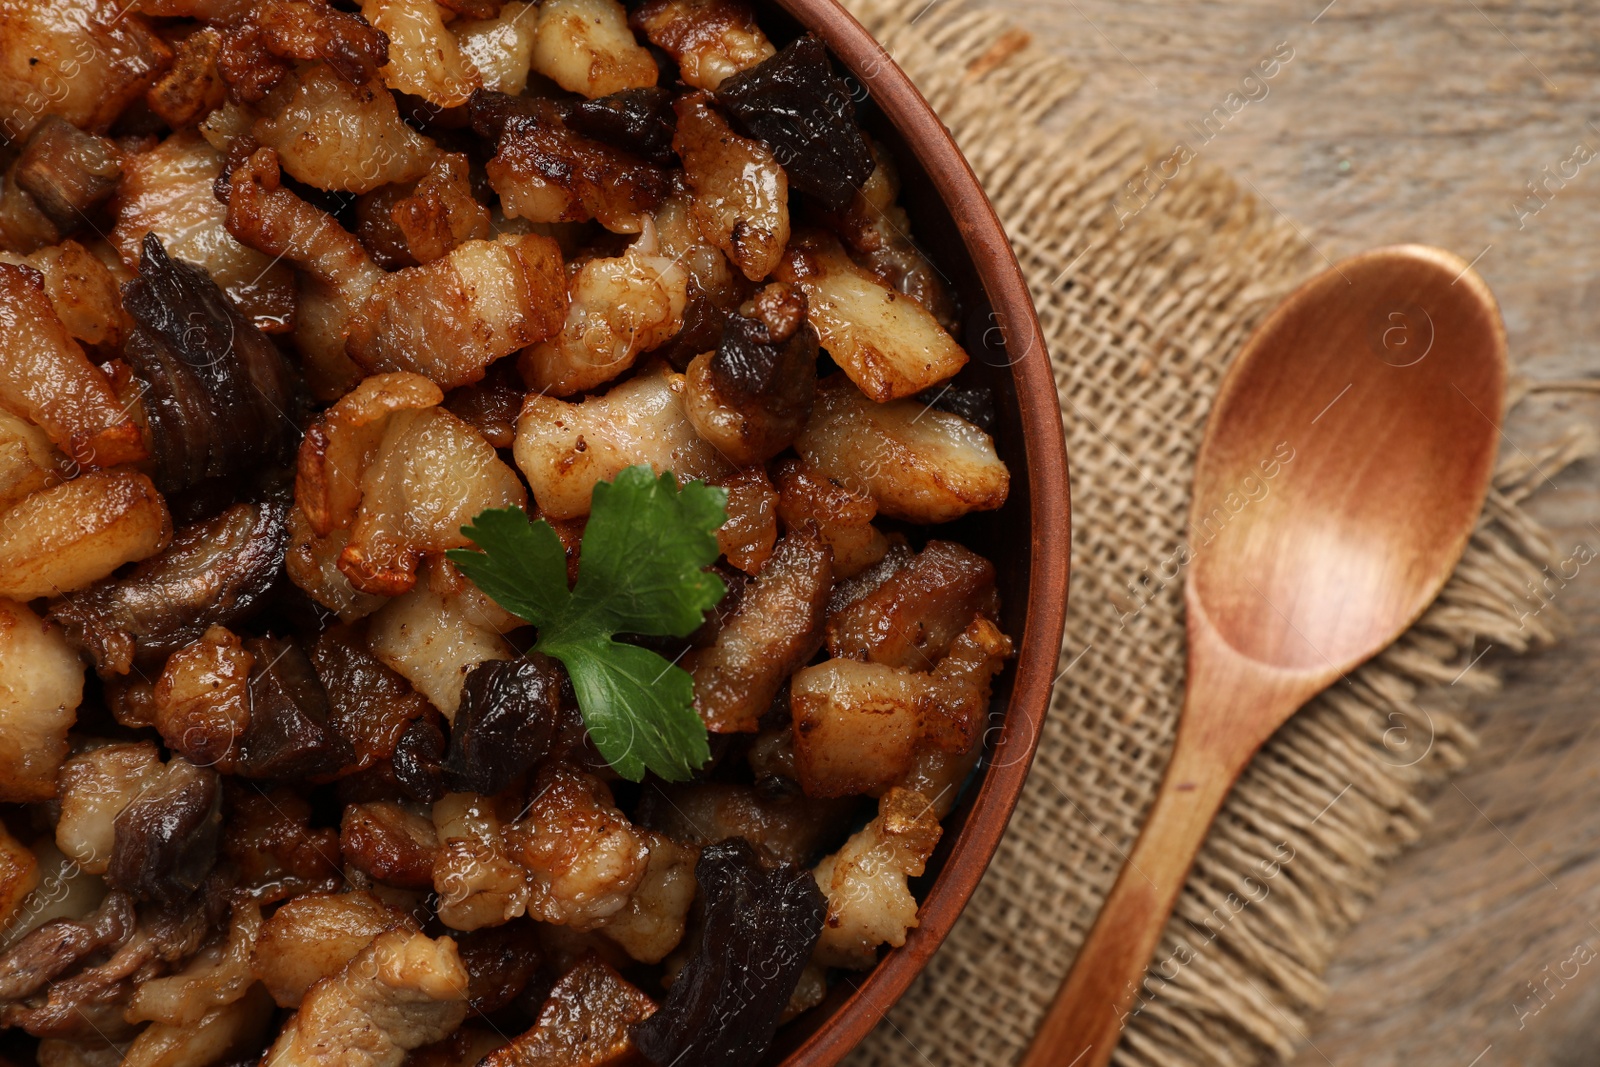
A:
<box><xmin>361</xmin><ymin>0</ymin><xmax>481</xmax><ymax>107</ymax></box>
<box><xmin>347</xmin><ymin>234</ymin><xmax>566</xmax><ymax>391</ymax></box>
<box><xmin>0</xmin><ymin>599</ymin><xmax>83</xmax><ymax>802</ymax></box>
<box><xmin>517</xmin><ymin>226</ymin><xmax>686</xmax><ymax>396</ymax></box>
<box><xmin>774</xmin><ymin>229</ymin><xmax>967</xmax><ymax>401</ymax></box>
<box><xmin>631</xmin><ymin>0</ymin><xmax>773</xmax><ymax>90</ymax></box>
<box><xmin>811</xmin><ymin>787</ymin><xmax>941</xmax><ymax>969</ymax></box>
<box><xmin>795</xmin><ymin>375</ymin><xmax>1008</xmax><ymax>524</ymax></box>
<box><xmin>673</xmin><ymin>91</ymin><xmax>788</xmax><ymax>282</ymax></box>
<box><xmin>509</xmin><ymin>764</ymin><xmax>648</xmax><ymax>930</ymax></box>
<box><xmin>253</xmin><ymin>892</ymin><xmax>418</xmax><ymax>1008</ymax></box>
<box><xmin>111</xmin><ymin>131</ymin><xmax>297</xmax><ymax>332</ymax></box>
<box><xmin>529</xmin><ymin>0</ymin><xmax>658</xmax><ymax>99</ymax></box>
<box><xmin>253</xmin><ymin>62</ymin><xmax>437</xmax><ymax>194</ymax></box>
<box><xmin>262</xmin><ymin>929</ymin><xmax>469</xmax><ymax>1067</ymax></box>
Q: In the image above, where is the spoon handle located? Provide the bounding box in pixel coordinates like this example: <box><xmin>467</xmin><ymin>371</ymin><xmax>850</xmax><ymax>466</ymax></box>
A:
<box><xmin>1020</xmin><ymin>740</ymin><xmax>1237</xmax><ymax>1067</ymax></box>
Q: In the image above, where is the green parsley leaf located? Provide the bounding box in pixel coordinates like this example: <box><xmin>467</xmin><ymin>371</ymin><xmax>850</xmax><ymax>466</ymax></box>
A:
<box><xmin>447</xmin><ymin>466</ymin><xmax>728</xmax><ymax>782</ymax></box>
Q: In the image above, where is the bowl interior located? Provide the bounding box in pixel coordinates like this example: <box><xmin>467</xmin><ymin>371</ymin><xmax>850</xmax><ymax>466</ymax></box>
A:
<box><xmin>749</xmin><ymin>2</ymin><xmax>1069</xmax><ymax>1063</ymax></box>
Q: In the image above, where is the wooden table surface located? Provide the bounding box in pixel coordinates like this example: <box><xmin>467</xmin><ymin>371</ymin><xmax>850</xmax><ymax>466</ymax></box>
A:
<box><xmin>952</xmin><ymin>1</ymin><xmax>1600</xmax><ymax>1063</ymax></box>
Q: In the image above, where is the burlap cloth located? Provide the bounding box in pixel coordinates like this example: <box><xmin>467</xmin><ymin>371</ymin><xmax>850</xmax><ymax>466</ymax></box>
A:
<box><xmin>832</xmin><ymin>1</ymin><xmax>1598</xmax><ymax>1064</ymax></box>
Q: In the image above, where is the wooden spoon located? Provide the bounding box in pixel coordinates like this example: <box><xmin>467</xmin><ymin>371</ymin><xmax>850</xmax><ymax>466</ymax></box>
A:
<box><xmin>1022</xmin><ymin>245</ymin><xmax>1507</xmax><ymax>1067</ymax></box>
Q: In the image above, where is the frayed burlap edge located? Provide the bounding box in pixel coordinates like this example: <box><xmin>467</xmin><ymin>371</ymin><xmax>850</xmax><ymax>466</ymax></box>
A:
<box><xmin>831</xmin><ymin>2</ymin><xmax>1600</xmax><ymax>1065</ymax></box>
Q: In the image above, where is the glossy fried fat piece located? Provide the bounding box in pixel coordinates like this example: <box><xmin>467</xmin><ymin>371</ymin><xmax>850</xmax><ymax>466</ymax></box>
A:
<box><xmin>631</xmin><ymin>838</ymin><xmax>825</xmax><ymax>1067</ymax></box>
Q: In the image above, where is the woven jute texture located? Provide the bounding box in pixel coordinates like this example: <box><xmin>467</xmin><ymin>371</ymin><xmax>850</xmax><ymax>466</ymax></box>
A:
<box><xmin>834</xmin><ymin>1</ymin><xmax>1596</xmax><ymax>1065</ymax></box>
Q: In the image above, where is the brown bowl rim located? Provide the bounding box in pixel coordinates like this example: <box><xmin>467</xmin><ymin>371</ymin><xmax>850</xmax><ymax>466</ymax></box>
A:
<box><xmin>763</xmin><ymin>1</ymin><xmax>1072</xmax><ymax>1063</ymax></box>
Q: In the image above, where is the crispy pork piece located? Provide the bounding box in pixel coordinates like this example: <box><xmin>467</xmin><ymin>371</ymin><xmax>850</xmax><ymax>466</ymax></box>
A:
<box><xmin>0</xmin><ymin>599</ymin><xmax>82</xmax><ymax>802</ymax></box>
<box><xmin>811</xmin><ymin>787</ymin><xmax>942</xmax><ymax>969</ymax></box>
<box><xmin>825</xmin><ymin>539</ymin><xmax>998</xmax><ymax>668</ymax></box>
<box><xmin>772</xmin><ymin>457</ymin><xmax>889</xmax><ymax>579</ymax></box>
<box><xmin>252</xmin><ymin>891</ymin><xmax>416</xmax><ymax>1008</ymax></box>
<box><xmin>347</xmin><ymin>234</ymin><xmax>566</xmax><ymax>390</ymax></box>
<box><xmin>0</xmin><ymin>264</ymin><xmax>145</xmax><ymax>468</ymax></box>
<box><xmin>791</xmin><ymin>616</ymin><xmax>1010</xmax><ymax>798</ymax></box>
<box><xmin>796</xmin><ymin>375</ymin><xmax>1008</xmax><ymax>523</ymax></box>
<box><xmin>431</xmin><ymin>792</ymin><xmax>529</xmax><ymax>932</ymax></box>
<box><xmin>361</xmin><ymin>0</ymin><xmax>481</xmax><ymax>108</ymax></box>
<box><xmin>0</xmin><ymin>469</ymin><xmax>172</xmax><ymax>601</ymax></box>
<box><xmin>260</xmin><ymin>929</ymin><xmax>470</xmax><ymax>1067</ymax></box>
<box><xmin>689</xmin><ymin>526</ymin><xmax>831</xmax><ymax>733</ymax></box>
<box><xmin>517</xmin><ymin>227</ymin><xmax>686</xmax><ymax>395</ymax></box>
<box><xmin>254</xmin><ymin>62</ymin><xmax>437</xmax><ymax>195</ymax></box>
<box><xmin>221</xmin><ymin>146</ymin><xmax>384</xmax><ymax>397</ymax></box>
<box><xmin>529</xmin><ymin>0</ymin><xmax>658</xmax><ymax>99</ymax></box>
<box><xmin>509</xmin><ymin>764</ymin><xmax>648</xmax><ymax>930</ymax></box>
<box><xmin>0</xmin><ymin>0</ymin><xmax>170</xmax><ymax>143</ymax></box>
<box><xmin>774</xmin><ymin>230</ymin><xmax>967</xmax><ymax>401</ymax></box>
<box><xmin>480</xmin><ymin>956</ymin><xmax>655</xmax><ymax>1067</ymax></box>
<box><xmin>673</xmin><ymin>91</ymin><xmax>788</xmax><ymax>282</ymax></box>
<box><xmin>111</xmin><ymin>131</ymin><xmax>298</xmax><ymax>333</ymax></box>
<box><xmin>631</xmin><ymin>0</ymin><xmax>773</xmax><ymax>90</ymax></box>
<box><xmin>513</xmin><ymin>364</ymin><xmax>730</xmax><ymax>520</ymax></box>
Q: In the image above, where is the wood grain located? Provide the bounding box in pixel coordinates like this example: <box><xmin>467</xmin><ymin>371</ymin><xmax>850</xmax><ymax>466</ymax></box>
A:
<box><xmin>949</xmin><ymin>0</ymin><xmax>1600</xmax><ymax>1063</ymax></box>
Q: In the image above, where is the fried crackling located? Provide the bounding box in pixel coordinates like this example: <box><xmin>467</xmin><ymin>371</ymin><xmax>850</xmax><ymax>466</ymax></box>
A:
<box><xmin>824</xmin><ymin>539</ymin><xmax>999</xmax><ymax>669</ymax></box>
<box><xmin>530</xmin><ymin>0</ymin><xmax>658</xmax><ymax>100</ymax></box>
<box><xmin>513</xmin><ymin>364</ymin><xmax>731</xmax><ymax>519</ymax></box>
<box><xmin>517</xmin><ymin>226</ymin><xmax>686</xmax><ymax>395</ymax></box>
<box><xmin>637</xmin><ymin>782</ymin><xmax>857</xmax><ymax>868</ymax></box>
<box><xmin>479</xmin><ymin>955</ymin><xmax>655</xmax><ymax>1067</ymax></box>
<box><xmin>0</xmin><ymin>599</ymin><xmax>84</xmax><ymax>805</ymax></box>
<box><xmin>253</xmin><ymin>891</ymin><xmax>417</xmax><ymax>1009</ymax></box>
<box><xmin>486</xmin><ymin>111</ymin><xmax>669</xmax><ymax>236</ymax></box>
<box><xmin>0</xmin><ymin>469</ymin><xmax>172</xmax><ymax>602</ymax></box>
<box><xmin>120</xmin><ymin>984</ymin><xmax>276</xmax><ymax>1067</ymax></box>
<box><xmin>111</xmin><ymin>131</ymin><xmax>298</xmax><ymax>334</ymax></box>
<box><xmin>689</xmin><ymin>525</ymin><xmax>831</xmax><ymax>734</ymax></box>
<box><xmin>0</xmin><ymin>265</ymin><xmax>145</xmax><ymax>468</ymax></box>
<box><xmin>361</xmin><ymin>0</ymin><xmax>481</xmax><ymax>107</ymax></box>
<box><xmin>126</xmin><ymin>901</ymin><xmax>263</xmax><ymax>1026</ymax></box>
<box><xmin>260</xmin><ymin>929</ymin><xmax>469</xmax><ymax>1067</ymax></box>
<box><xmin>791</xmin><ymin>615</ymin><xmax>1010</xmax><ymax>799</ymax></box>
<box><xmin>0</xmin><ymin>240</ymin><xmax>126</xmax><ymax>349</ymax></box>
<box><xmin>145</xmin><ymin>26</ymin><xmax>228</xmax><ymax>130</ymax></box>
<box><xmin>338</xmin><ymin>406</ymin><xmax>528</xmax><ymax>596</ymax></box>
<box><xmin>509</xmin><ymin>763</ymin><xmax>649</xmax><ymax>930</ymax></box>
<box><xmin>0</xmin><ymin>410</ymin><xmax>64</xmax><ymax>513</ymax></box>
<box><xmin>431</xmin><ymin>792</ymin><xmax>529</xmax><ymax>932</ymax></box>
<box><xmin>773</xmin><ymin>230</ymin><xmax>966</xmax><ymax>402</ymax></box>
<box><xmin>223</xmin><ymin>786</ymin><xmax>343</xmax><ymax>904</ymax></box>
<box><xmin>366</xmin><ymin>558</ymin><xmax>516</xmax><ymax>720</ymax></box>
<box><xmin>631</xmin><ymin>0</ymin><xmax>774</xmax><ymax>90</ymax></box>
<box><xmin>0</xmin><ymin>0</ymin><xmax>171</xmax><ymax>143</ymax></box>
<box><xmin>673</xmin><ymin>91</ymin><xmax>788</xmax><ymax>283</ymax></box>
<box><xmin>810</xmin><ymin>786</ymin><xmax>942</xmax><ymax>969</ymax></box>
<box><xmin>222</xmin><ymin>147</ymin><xmax>385</xmax><ymax>398</ymax></box>
<box><xmin>795</xmin><ymin>375</ymin><xmax>1008</xmax><ymax>524</ymax></box>
<box><xmin>390</xmin><ymin>154</ymin><xmax>491</xmax><ymax>266</ymax></box>
<box><xmin>713</xmin><ymin>465</ymin><xmax>777</xmax><ymax>573</ymax></box>
<box><xmin>286</xmin><ymin>506</ymin><xmax>388</xmax><ymax>622</ymax></box>
<box><xmin>347</xmin><ymin>234</ymin><xmax>566</xmax><ymax>391</ymax></box>
<box><xmin>593</xmin><ymin>831</ymin><xmax>696</xmax><ymax>964</ymax></box>
<box><xmin>297</xmin><ymin>372</ymin><xmax>444</xmax><ymax>537</ymax></box>
<box><xmin>455</xmin><ymin>3</ymin><xmax>537</xmax><ymax>95</ymax></box>
<box><xmin>772</xmin><ymin>457</ymin><xmax>888</xmax><ymax>579</ymax></box>
<box><xmin>253</xmin><ymin>62</ymin><xmax>436</xmax><ymax>195</ymax></box>
<box><xmin>151</xmin><ymin>625</ymin><xmax>253</xmax><ymax>771</ymax></box>
<box><xmin>0</xmin><ymin>826</ymin><xmax>38</xmax><ymax>932</ymax></box>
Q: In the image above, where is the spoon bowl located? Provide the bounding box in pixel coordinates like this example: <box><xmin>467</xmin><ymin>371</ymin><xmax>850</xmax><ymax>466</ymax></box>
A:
<box><xmin>1193</xmin><ymin>244</ymin><xmax>1505</xmax><ymax>672</ymax></box>
<box><xmin>1023</xmin><ymin>245</ymin><xmax>1506</xmax><ymax>1067</ymax></box>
